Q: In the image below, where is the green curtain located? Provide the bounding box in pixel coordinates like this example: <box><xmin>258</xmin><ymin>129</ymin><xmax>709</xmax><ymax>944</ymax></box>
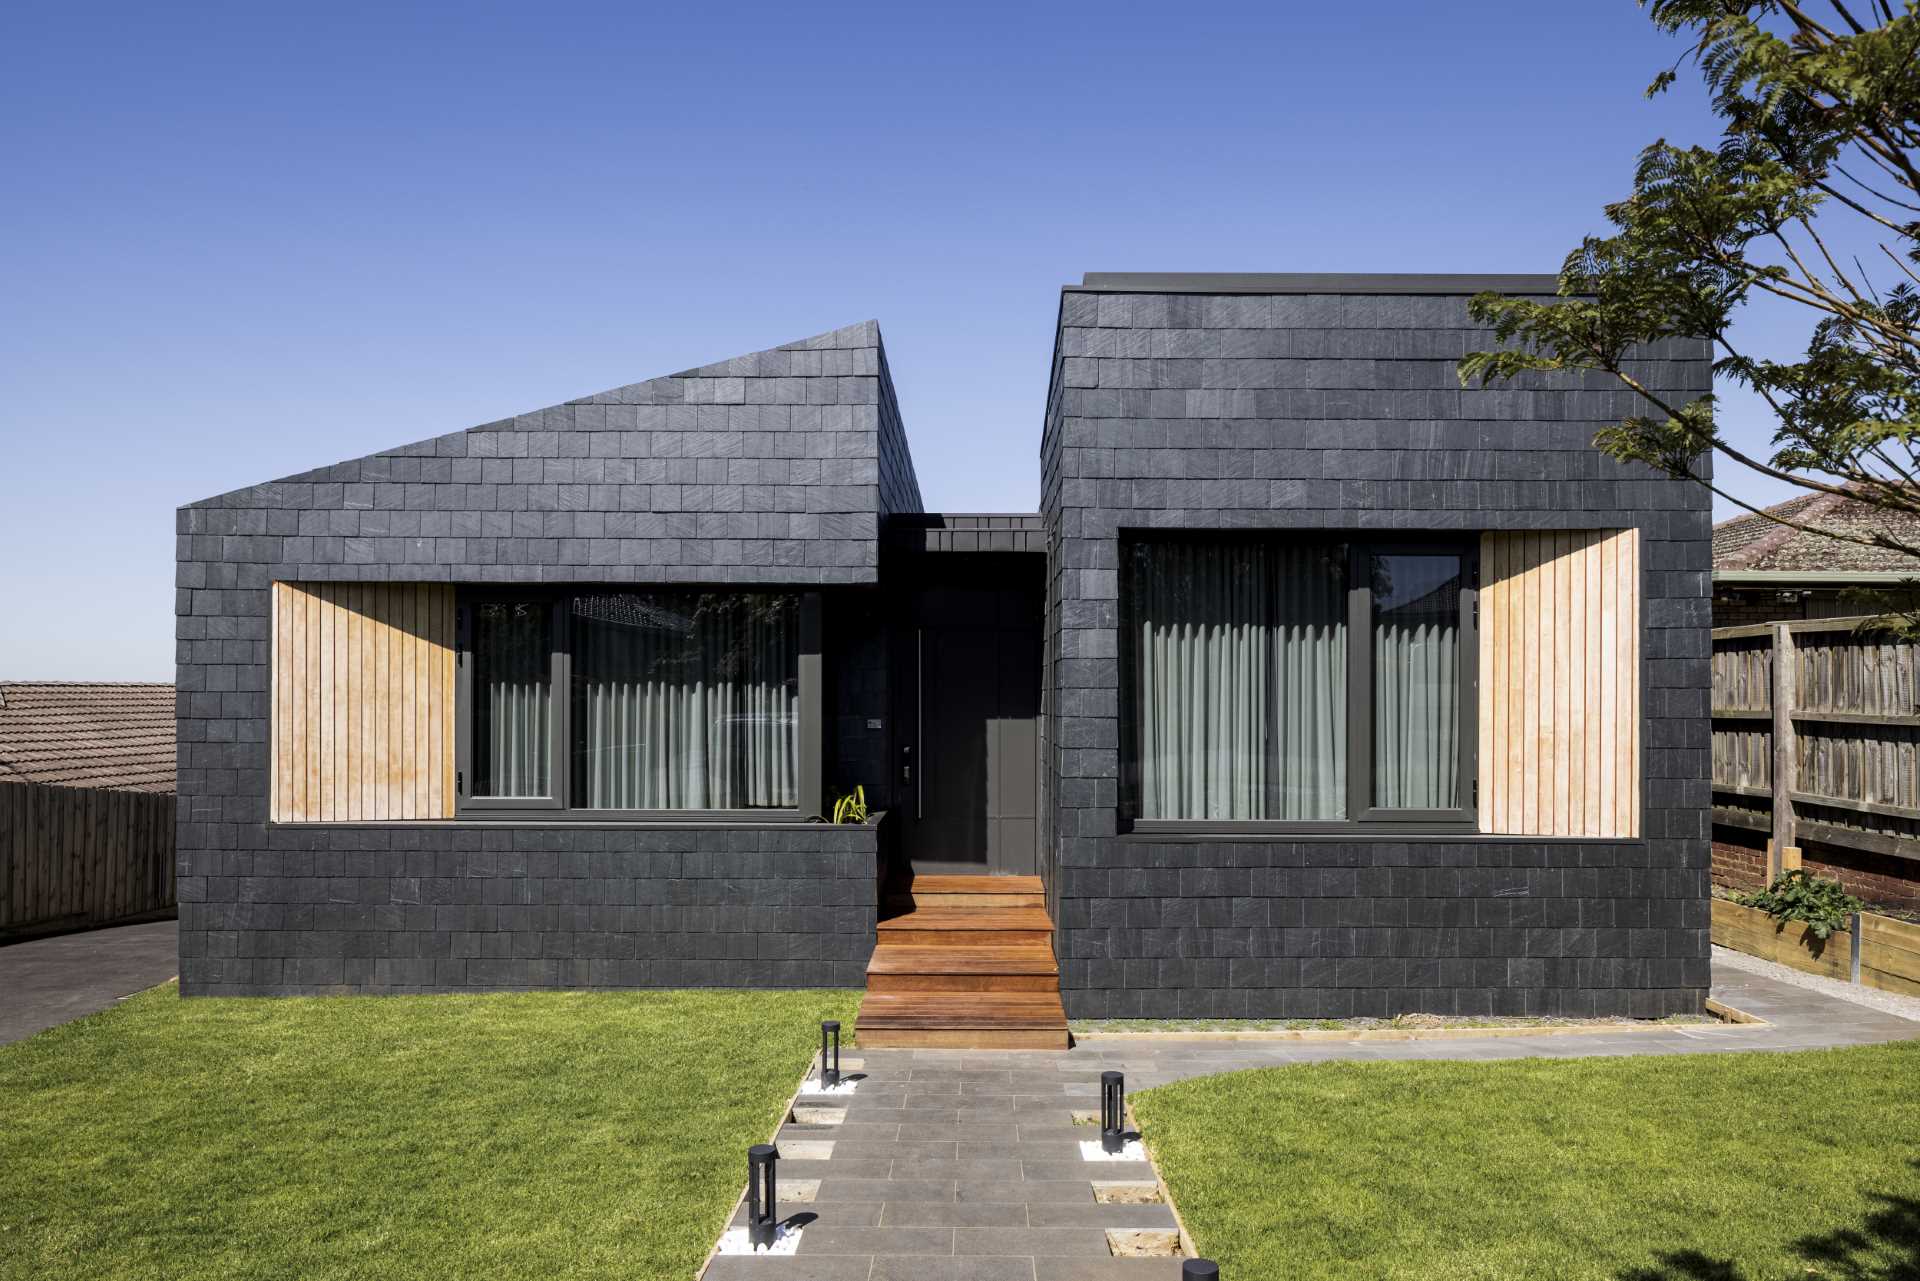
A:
<box><xmin>474</xmin><ymin>602</ymin><xmax>552</xmax><ymax>797</ymax></box>
<box><xmin>571</xmin><ymin>592</ymin><xmax>797</xmax><ymax>809</ymax></box>
<box><xmin>1135</xmin><ymin>542</ymin><xmax>1345</xmax><ymax>820</ymax></box>
<box><xmin>1371</xmin><ymin>554</ymin><xmax>1460</xmax><ymax>809</ymax></box>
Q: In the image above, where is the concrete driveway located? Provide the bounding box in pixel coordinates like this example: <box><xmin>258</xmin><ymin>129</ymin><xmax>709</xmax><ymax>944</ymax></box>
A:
<box><xmin>0</xmin><ymin>918</ymin><xmax>179</xmax><ymax>1046</ymax></box>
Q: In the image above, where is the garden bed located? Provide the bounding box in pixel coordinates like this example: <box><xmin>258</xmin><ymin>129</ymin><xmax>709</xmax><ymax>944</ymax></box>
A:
<box><xmin>1711</xmin><ymin>891</ymin><xmax>1920</xmax><ymax>996</ymax></box>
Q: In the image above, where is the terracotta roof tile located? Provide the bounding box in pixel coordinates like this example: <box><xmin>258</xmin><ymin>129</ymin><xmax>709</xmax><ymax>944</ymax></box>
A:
<box><xmin>1713</xmin><ymin>490</ymin><xmax>1920</xmax><ymax>574</ymax></box>
<box><xmin>0</xmin><ymin>683</ymin><xmax>175</xmax><ymax>794</ymax></box>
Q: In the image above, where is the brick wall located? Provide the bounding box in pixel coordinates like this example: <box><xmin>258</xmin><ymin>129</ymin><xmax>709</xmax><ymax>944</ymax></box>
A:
<box><xmin>1040</xmin><ymin>280</ymin><xmax>1714</xmax><ymax>1018</ymax></box>
<box><xmin>1713</xmin><ymin>828</ymin><xmax>1920</xmax><ymax>911</ymax></box>
<box><xmin>1710</xmin><ymin>834</ymin><xmax>1770</xmax><ymax>893</ymax></box>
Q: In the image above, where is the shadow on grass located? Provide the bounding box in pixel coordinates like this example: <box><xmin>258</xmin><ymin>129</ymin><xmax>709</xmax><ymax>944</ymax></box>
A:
<box><xmin>1621</xmin><ymin>1162</ymin><xmax>1920</xmax><ymax>1281</ymax></box>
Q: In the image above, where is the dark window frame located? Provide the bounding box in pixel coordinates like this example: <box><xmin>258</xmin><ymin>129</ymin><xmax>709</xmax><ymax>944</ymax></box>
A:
<box><xmin>1119</xmin><ymin>532</ymin><xmax>1479</xmax><ymax>836</ymax></box>
<box><xmin>454</xmin><ymin>586</ymin><xmax>822</xmax><ymax>823</ymax></box>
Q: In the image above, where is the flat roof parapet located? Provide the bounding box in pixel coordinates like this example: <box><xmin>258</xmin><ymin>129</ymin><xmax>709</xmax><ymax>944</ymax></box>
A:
<box><xmin>1071</xmin><ymin>272</ymin><xmax>1561</xmax><ymax>295</ymax></box>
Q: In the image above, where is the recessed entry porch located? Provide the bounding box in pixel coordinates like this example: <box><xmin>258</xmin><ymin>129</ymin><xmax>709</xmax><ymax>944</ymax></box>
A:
<box><xmin>856</xmin><ymin>515</ymin><xmax>1067</xmax><ymax>1048</ymax></box>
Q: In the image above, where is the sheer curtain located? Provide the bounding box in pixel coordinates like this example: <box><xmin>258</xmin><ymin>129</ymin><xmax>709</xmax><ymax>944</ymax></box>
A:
<box><xmin>1134</xmin><ymin>542</ymin><xmax>1346</xmax><ymax>820</ymax></box>
<box><xmin>473</xmin><ymin>602</ymin><xmax>552</xmax><ymax>797</ymax></box>
<box><xmin>1271</xmin><ymin>546</ymin><xmax>1347</xmax><ymax>819</ymax></box>
<box><xmin>572</xmin><ymin>592</ymin><xmax>797</xmax><ymax>809</ymax></box>
<box><xmin>1371</xmin><ymin>554</ymin><xmax>1461</xmax><ymax>809</ymax></box>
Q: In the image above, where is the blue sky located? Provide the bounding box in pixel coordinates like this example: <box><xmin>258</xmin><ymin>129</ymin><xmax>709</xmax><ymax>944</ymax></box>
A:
<box><xmin>1</xmin><ymin>2</ymin><xmax>1792</xmax><ymax>679</ymax></box>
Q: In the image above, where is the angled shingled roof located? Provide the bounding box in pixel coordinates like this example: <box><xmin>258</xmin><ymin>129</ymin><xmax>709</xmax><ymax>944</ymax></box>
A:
<box><xmin>0</xmin><ymin>683</ymin><xmax>176</xmax><ymax>793</ymax></box>
<box><xmin>1713</xmin><ymin>488</ymin><xmax>1920</xmax><ymax>574</ymax></box>
<box><xmin>177</xmin><ymin>320</ymin><xmax>923</xmax><ymax>588</ymax></box>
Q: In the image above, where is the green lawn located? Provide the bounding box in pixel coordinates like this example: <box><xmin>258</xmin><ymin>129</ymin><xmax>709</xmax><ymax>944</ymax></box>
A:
<box><xmin>1133</xmin><ymin>1042</ymin><xmax>1920</xmax><ymax>1281</ymax></box>
<box><xmin>0</xmin><ymin>983</ymin><xmax>857</xmax><ymax>1281</ymax></box>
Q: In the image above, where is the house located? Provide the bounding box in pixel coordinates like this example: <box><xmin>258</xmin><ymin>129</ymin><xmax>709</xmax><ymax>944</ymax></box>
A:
<box><xmin>0</xmin><ymin>682</ymin><xmax>177</xmax><ymax>938</ymax></box>
<box><xmin>1712</xmin><ymin>488</ymin><xmax>1920</xmax><ymax>626</ymax></box>
<box><xmin>175</xmin><ymin>272</ymin><xmax>1713</xmax><ymax>1038</ymax></box>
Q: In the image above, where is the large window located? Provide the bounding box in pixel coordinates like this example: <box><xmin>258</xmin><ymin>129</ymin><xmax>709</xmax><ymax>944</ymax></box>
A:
<box><xmin>460</xmin><ymin>589</ymin><xmax>807</xmax><ymax>816</ymax></box>
<box><xmin>1123</xmin><ymin>537</ymin><xmax>1476</xmax><ymax>830</ymax></box>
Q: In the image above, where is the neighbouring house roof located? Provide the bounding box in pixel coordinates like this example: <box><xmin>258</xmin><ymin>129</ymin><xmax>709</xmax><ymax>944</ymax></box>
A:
<box><xmin>1712</xmin><ymin>489</ymin><xmax>1920</xmax><ymax>578</ymax></box>
<box><xmin>0</xmin><ymin>683</ymin><xmax>176</xmax><ymax>794</ymax></box>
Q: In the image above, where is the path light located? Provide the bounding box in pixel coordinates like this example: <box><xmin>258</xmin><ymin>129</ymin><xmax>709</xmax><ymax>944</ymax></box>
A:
<box><xmin>820</xmin><ymin>1020</ymin><xmax>841</xmax><ymax>1088</ymax></box>
<box><xmin>1100</xmin><ymin>1070</ymin><xmax>1126</xmax><ymax>1154</ymax></box>
<box><xmin>1183</xmin><ymin>1261</ymin><xmax>1220</xmax><ymax>1280</ymax></box>
<box><xmin>746</xmin><ymin>1144</ymin><xmax>779</xmax><ymax>1249</ymax></box>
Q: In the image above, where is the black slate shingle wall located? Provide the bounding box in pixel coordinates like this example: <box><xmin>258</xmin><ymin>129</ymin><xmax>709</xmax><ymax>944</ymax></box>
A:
<box><xmin>1039</xmin><ymin>284</ymin><xmax>1714</xmax><ymax>1019</ymax></box>
<box><xmin>175</xmin><ymin>322</ymin><xmax>916</xmax><ymax>995</ymax></box>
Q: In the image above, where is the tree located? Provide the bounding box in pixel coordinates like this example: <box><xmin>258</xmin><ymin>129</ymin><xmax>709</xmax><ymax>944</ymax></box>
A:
<box><xmin>1460</xmin><ymin>0</ymin><xmax>1920</xmax><ymax>567</ymax></box>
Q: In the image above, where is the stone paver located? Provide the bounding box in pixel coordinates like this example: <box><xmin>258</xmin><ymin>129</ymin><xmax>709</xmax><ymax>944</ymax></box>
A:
<box><xmin>1712</xmin><ymin>942</ymin><xmax>1920</xmax><ymax>1022</ymax></box>
<box><xmin>704</xmin><ymin>961</ymin><xmax>1919</xmax><ymax>1279</ymax></box>
<box><xmin>0</xmin><ymin>918</ymin><xmax>179</xmax><ymax>1046</ymax></box>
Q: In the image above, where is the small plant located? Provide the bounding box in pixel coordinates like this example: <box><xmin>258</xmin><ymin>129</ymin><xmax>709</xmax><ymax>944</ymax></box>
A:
<box><xmin>1738</xmin><ymin>870</ymin><xmax>1864</xmax><ymax>941</ymax></box>
<box><xmin>831</xmin><ymin>785</ymin><xmax>868</xmax><ymax>825</ymax></box>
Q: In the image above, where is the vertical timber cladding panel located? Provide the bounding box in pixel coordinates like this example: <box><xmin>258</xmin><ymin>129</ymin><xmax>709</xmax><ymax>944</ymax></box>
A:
<box><xmin>1479</xmin><ymin>529</ymin><xmax>1641</xmax><ymax>837</ymax></box>
<box><xmin>270</xmin><ymin>582</ymin><xmax>456</xmax><ymax>822</ymax></box>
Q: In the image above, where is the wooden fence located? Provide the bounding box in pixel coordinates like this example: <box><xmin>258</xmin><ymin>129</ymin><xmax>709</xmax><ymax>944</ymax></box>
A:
<box><xmin>0</xmin><ymin>780</ymin><xmax>175</xmax><ymax>939</ymax></box>
<box><xmin>1712</xmin><ymin>616</ymin><xmax>1920</xmax><ymax>873</ymax></box>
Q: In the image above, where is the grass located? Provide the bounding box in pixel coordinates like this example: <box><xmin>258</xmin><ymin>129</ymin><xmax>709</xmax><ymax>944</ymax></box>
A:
<box><xmin>1132</xmin><ymin>1041</ymin><xmax>1920</xmax><ymax>1281</ymax></box>
<box><xmin>0</xmin><ymin>982</ymin><xmax>857</xmax><ymax>1281</ymax></box>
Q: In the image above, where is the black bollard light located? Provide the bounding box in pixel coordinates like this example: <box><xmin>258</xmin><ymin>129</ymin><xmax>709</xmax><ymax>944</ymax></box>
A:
<box><xmin>1182</xmin><ymin>1261</ymin><xmax>1220</xmax><ymax>1280</ymax></box>
<box><xmin>746</xmin><ymin>1143</ymin><xmax>780</xmax><ymax>1249</ymax></box>
<box><xmin>1100</xmin><ymin>1070</ymin><xmax>1126</xmax><ymax>1154</ymax></box>
<box><xmin>820</xmin><ymin>1020</ymin><xmax>841</xmax><ymax>1088</ymax></box>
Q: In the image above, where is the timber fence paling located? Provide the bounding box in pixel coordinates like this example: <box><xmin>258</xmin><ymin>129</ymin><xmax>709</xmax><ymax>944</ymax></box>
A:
<box><xmin>0</xmin><ymin>780</ymin><xmax>176</xmax><ymax>936</ymax></box>
<box><xmin>1713</xmin><ymin>617</ymin><xmax>1920</xmax><ymax>873</ymax></box>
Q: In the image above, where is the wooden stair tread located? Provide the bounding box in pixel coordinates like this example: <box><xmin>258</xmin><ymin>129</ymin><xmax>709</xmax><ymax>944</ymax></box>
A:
<box><xmin>867</xmin><ymin>945</ymin><xmax>1058</xmax><ymax>977</ymax></box>
<box><xmin>906</xmin><ymin>875</ymin><xmax>1044</xmax><ymax>895</ymax></box>
<box><xmin>878</xmin><ymin>907</ymin><xmax>1054</xmax><ymax>931</ymax></box>
<box><xmin>856</xmin><ymin>992</ymin><xmax>1067</xmax><ymax>1030</ymax></box>
<box><xmin>862</xmin><ymin>881</ymin><xmax>1064</xmax><ymax>1045</ymax></box>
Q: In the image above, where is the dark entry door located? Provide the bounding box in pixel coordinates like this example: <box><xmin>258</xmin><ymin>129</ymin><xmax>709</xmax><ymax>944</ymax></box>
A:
<box><xmin>894</xmin><ymin>562</ymin><xmax>1041</xmax><ymax>877</ymax></box>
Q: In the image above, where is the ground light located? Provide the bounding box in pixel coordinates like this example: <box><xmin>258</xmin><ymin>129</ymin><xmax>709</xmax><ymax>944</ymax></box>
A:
<box><xmin>820</xmin><ymin>1020</ymin><xmax>841</xmax><ymax>1088</ymax></box>
<box><xmin>745</xmin><ymin>1144</ymin><xmax>779</xmax><ymax>1249</ymax></box>
<box><xmin>1100</xmin><ymin>1070</ymin><xmax>1126</xmax><ymax>1154</ymax></box>
<box><xmin>1183</xmin><ymin>1261</ymin><xmax>1220</xmax><ymax>1279</ymax></box>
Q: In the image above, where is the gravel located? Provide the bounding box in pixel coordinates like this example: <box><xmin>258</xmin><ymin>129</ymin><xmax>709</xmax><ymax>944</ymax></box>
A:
<box><xmin>1714</xmin><ymin>944</ymin><xmax>1920</xmax><ymax>1023</ymax></box>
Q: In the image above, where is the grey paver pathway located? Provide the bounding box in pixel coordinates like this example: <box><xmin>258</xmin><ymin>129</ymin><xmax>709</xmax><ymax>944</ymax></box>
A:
<box><xmin>0</xmin><ymin>918</ymin><xmax>178</xmax><ymax>1046</ymax></box>
<box><xmin>704</xmin><ymin>961</ymin><xmax>1919</xmax><ymax>1279</ymax></box>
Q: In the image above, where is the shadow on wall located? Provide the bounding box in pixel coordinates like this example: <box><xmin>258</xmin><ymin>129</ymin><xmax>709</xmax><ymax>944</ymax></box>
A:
<box><xmin>1620</xmin><ymin>1163</ymin><xmax>1920</xmax><ymax>1281</ymax></box>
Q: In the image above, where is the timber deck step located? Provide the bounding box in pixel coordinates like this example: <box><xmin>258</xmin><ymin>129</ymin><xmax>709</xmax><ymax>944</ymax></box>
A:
<box><xmin>855</xmin><ymin>992</ymin><xmax>1070</xmax><ymax>1049</ymax></box>
<box><xmin>887</xmin><ymin>874</ymin><xmax>1045</xmax><ymax>911</ymax></box>
<box><xmin>876</xmin><ymin>907</ymin><xmax>1054</xmax><ymax>949</ymax></box>
<box><xmin>903</xmin><ymin>875</ymin><xmax>1044</xmax><ymax>896</ymax></box>
<box><xmin>858</xmin><ymin>877</ymin><xmax>1067</xmax><ymax>1047</ymax></box>
<box><xmin>867</xmin><ymin>944</ymin><xmax>1057</xmax><ymax>976</ymax></box>
<box><xmin>866</xmin><ymin>944</ymin><xmax>1058</xmax><ymax>993</ymax></box>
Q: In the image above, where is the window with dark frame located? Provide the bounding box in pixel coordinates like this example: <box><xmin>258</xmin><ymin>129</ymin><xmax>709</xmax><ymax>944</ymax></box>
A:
<box><xmin>1122</xmin><ymin>535</ymin><xmax>1477</xmax><ymax>832</ymax></box>
<box><xmin>458</xmin><ymin>588</ymin><xmax>805</xmax><ymax>817</ymax></box>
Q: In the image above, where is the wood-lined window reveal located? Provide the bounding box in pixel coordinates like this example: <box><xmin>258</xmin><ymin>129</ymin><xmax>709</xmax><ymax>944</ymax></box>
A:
<box><xmin>1477</xmin><ymin>529</ymin><xmax>1640</xmax><ymax>838</ymax></box>
<box><xmin>270</xmin><ymin>582</ymin><xmax>456</xmax><ymax>822</ymax></box>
